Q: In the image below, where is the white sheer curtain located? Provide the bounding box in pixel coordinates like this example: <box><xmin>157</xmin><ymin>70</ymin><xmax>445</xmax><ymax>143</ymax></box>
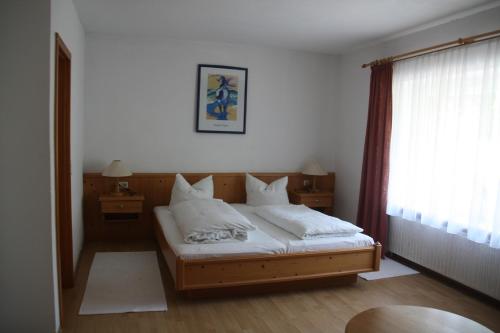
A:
<box><xmin>387</xmin><ymin>38</ymin><xmax>500</xmax><ymax>249</ymax></box>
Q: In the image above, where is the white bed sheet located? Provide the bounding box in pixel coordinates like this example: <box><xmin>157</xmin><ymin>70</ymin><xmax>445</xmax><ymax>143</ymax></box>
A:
<box><xmin>231</xmin><ymin>204</ymin><xmax>374</xmax><ymax>253</ymax></box>
<box><xmin>154</xmin><ymin>204</ymin><xmax>374</xmax><ymax>259</ymax></box>
<box><xmin>154</xmin><ymin>206</ymin><xmax>286</xmax><ymax>259</ymax></box>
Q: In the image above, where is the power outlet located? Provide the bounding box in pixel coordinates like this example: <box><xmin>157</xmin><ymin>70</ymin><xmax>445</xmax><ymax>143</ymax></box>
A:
<box><xmin>118</xmin><ymin>181</ymin><xmax>129</xmax><ymax>189</ymax></box>
<box><xmin>303</xmin><ymin>179</ymin><xmax>310</xmax><ymax>187</ymax></box>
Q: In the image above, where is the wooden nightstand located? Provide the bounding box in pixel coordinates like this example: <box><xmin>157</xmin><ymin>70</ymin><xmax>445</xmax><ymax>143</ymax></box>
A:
<box><xmin>99</xmin><ymin>194</ymin><xmax>145</xmax><ymax>221</ymax></box>
<box><xmin>289</xmin><ymin>190</ymin><xmax>334</xmax><ymax>215</ymax></box>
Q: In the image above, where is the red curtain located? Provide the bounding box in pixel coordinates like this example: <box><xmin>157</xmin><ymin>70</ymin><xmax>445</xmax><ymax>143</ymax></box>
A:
<box><xmin>356</xmin><ymin>63</ymin><xmax>393</xmax><ymax>254</ymax></box>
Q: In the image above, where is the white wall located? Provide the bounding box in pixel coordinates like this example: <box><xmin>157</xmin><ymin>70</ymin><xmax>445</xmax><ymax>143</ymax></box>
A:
<box><xmin>51</xmin><ymin>0</ymin><xmax>86</xmax><ymax>274</ymax></box>
<box><xmin>84</xmin><ymin>35</ymin><xmax>337</xmax><ymax>173</ymax></box>
<box><xmin>0</xmin><ymin>0</ymin><xmax>85</xmax><ymax>331</ymax></box>
<box><xmin>335</xmin><ymin>7</ymin><xmax>500</xmax><ymax>222</ymax></box>
<box><xmin>0</xmin><ymin>1</ymin><xmax>57</xmax><ymax>332</ymax></box>
<box><xmin>318</xmin><ymin>56</ymin><xmax>340</xmax><ymax>169</ymax></box>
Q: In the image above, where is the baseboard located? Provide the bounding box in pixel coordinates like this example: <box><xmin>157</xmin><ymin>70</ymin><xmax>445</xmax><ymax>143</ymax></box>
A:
<box><xmin>388</xmin><ymin>252</ymin><xmax>500</xmax><ymax>307</ymax></box>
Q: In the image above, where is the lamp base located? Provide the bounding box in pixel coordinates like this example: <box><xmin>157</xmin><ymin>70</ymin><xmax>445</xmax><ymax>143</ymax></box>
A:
<box><xmin>109</xmin><ymin>178</ymin><xmax>125</xmax><ymax>196</ymax></box>
<box><xmin>311</xmin><ymin>176</ymin><xmax>320</xmax><ymax>192</ymax></box>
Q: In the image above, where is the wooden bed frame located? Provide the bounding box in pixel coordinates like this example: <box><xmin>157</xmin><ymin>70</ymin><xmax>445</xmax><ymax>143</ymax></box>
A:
<box><xmin>151</xmin><ymin>172</ymin><xmax>380</xmax><ymax>296</ymax></box>
<box><xmin>154</xmin><ymin>215</ymin><xmax>381</xmax><ymax>296</ymax></box>
<box><xmin>83</xmin><ymin>172</ymin><xmax>381</xmax><ymax>295</ymax></box>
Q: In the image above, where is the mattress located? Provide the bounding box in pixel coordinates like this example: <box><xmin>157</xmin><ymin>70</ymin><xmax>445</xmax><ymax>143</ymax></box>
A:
<box><xmin>154</xmin><ymin>204</ymin><xmax>375</xmax><ymax>259</ymax></box>
<box><xmin>231</xmin><ymin>204</ymin><xmax>374</xmax><ymax>253</ymax></box>
<box><xmin>154</xmin><ymin>206</ymin><xmax>286</xmax><ymax>259</ymax></box>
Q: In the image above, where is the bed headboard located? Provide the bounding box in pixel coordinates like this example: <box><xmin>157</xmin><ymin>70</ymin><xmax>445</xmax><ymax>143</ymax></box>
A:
<box><xmin>83</xmin><ymin>172</ymin><xmax>335</xmax><ymax>240</ymax></box>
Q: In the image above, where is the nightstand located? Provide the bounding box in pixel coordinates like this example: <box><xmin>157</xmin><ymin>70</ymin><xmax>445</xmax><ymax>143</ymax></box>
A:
<box><xmin>99</xmin><ymin>194</ymin><xmax>145</xmax><ymax>221</ymax></box>
<box><xmin>289</xmin><ymin>190</ymin><xmax>334</xmax><ymax>215</ymax></box>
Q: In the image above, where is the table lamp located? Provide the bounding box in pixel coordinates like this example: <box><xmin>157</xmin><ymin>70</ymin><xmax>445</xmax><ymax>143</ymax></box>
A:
<box><xmin>102</xmin><ymin>160</ymin><xmax>132</xmax><ymax>196</ymax></box>
<box><xmin>302</xmin><ymin>161</ymin><xmax>328</xmax><ymax>192</ymax></box>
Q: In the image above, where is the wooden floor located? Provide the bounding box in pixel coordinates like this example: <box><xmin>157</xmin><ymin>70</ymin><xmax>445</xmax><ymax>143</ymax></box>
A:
<box><xmin>62</xmin><ymin>241</ymin><xmax>500</xmax><ymax>333</ymax></box>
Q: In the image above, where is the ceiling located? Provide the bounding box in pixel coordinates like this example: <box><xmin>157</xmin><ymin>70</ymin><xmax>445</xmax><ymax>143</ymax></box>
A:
<box><xmin>74</xmin><ymin>0</ymin><xmax>498</xmax><ymax>54</ymax></box>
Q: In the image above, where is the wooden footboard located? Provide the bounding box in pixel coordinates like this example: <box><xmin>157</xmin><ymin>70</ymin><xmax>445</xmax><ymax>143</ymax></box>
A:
<box><xmin>154</xmin><ymin>215</ymin><xmax>381</xmax><ymax>293</ymax></box>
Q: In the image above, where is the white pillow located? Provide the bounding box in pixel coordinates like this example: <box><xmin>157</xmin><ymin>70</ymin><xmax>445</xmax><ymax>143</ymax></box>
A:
<box><xmin>245</xmin><ymin>173</ymin><xmax>289</xmax><ymax>206</ymax></box>
<box><xmin>169</xmin><ymin>174</ymin><xmax>214</xmax><ymax>206</ymax></box>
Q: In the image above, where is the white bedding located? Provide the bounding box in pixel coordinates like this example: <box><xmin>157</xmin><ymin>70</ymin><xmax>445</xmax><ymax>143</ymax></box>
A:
<box><xmin>154</xmin><ymin>206</ymin><xmax>286</xmax><ymax>259</ymax></box>
<box><xmin>154</xmin><ymin>204</ymin><xmax>374</xmax><ymax>259</ymax></box>
<box><xmin>170</xmin><ymin>199</ymin><xmax>255</xmax><ymax>243</ymax></box>
<box><xmin>232</xmin><ymin>204</ymin><xmax>374</xmax><ymax>253</ymax></box>
<box><xmin>254</xmin><ymin>204</ymin><xmax>363</xmax><ymax>239</ymax></box>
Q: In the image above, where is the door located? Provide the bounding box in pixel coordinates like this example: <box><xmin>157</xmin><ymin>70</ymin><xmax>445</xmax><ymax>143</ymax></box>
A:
<box><xmin>55</xmin><ymin>33</ymin><xmax>74</xmax><ymax>291</ymax></box>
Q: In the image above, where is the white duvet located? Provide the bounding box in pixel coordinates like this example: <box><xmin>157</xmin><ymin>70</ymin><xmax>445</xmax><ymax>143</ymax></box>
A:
<box><xmin>170</xmin><ymin>199</ymin><xmax>256</xmax><ymax>244</ymax></box>
<box><xmin>254</xmin><ymin>204</ymin><xmax>363</xmax><ymax>240</ymax></box>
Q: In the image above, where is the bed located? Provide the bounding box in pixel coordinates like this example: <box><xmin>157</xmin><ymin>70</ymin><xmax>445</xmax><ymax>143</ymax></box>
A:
<box><xmin>83</xmin><ymin>171</ymin><xmax>381</xmax><ymax>296</ymax></box>
<box><xmin>154</xmin><ymin>202</ymin><xmax>381</xmax><ymax>296</ymax></box>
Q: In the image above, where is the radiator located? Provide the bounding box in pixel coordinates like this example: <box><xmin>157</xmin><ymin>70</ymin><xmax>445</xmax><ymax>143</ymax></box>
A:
<box><xmin>389</xmin><ymin>217</ymin><xmax>500</xmax><ymax>301</ymax></box>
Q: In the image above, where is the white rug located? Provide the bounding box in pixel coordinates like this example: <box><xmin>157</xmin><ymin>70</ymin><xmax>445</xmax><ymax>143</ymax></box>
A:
<box><xmin>79</xmin><ymin>251</ymin><xmax>167</xmax><ymax>315</ymax></box>
<box><xmin>359</xmin><ymin>258</ymin><xmax>419</xmax><ymax>280</ymax></box>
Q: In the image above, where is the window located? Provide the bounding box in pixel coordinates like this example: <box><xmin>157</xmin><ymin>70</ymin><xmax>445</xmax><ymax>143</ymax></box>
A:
<box><xmin>387</xmin><ymin>38</ymin><xmax>500</xmax><ymax>248</ymax></box>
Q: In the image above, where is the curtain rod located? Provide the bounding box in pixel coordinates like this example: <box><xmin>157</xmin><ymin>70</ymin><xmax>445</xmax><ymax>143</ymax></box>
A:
<box><xmin>361</xmin><ymin>29</ymin><xmax>500</xmax><ymax>68</ymax></box>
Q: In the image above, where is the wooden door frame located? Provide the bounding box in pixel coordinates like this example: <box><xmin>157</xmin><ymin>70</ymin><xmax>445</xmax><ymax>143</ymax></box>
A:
<box><xmin>55</xmin><ymin>33</ymin><xmax>74</xmax><ymax>295</ymax></box>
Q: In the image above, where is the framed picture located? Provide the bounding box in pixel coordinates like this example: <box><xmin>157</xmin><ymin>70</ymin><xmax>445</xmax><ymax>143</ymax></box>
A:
<box><xmin>196</xmin><ymin>64</ymin><xmax>248</xmax><ymax>134</ymax></box>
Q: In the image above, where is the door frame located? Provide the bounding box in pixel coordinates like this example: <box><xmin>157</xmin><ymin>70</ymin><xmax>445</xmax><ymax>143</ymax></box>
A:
<box><xmin>54</xmin><ymin>33</ymin><xmax>74</xmax><ymax>294</ymax></box>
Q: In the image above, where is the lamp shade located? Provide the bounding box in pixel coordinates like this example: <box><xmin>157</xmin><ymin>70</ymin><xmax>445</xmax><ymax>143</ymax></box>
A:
<box><xmin>302</xmin><ymin>161</ymin><xmax>328</xmax><ymax>176</ymax></box>
<box><xmin>102</xmin><ymin>160</ymin><xmax>132</xmax><ymax>177</ymax></box>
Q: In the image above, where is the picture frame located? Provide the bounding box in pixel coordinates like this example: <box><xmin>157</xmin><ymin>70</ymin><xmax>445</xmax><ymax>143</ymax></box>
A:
<box><xmin>196</xmin><ymin>64</ymin><xmax>248</xmax><ymax>134</ymax></box>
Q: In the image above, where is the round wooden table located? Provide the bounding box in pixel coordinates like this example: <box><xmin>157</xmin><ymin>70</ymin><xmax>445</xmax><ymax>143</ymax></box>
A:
<box><xmin>345</xmin><ymin>305</ymin><xmax>493</xmax><ymax>333</ymax></box>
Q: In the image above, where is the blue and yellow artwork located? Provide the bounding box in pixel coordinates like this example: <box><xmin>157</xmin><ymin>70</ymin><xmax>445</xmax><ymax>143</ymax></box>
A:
<box><xmin>196</xmin><ymin>64</ymin><xmax>247</xmax><ymax>134</ymax></box>
<box><xmin>206</xmin><ymin>74</ymin><xmax>238</xmax><ymax>121</ymax></box>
